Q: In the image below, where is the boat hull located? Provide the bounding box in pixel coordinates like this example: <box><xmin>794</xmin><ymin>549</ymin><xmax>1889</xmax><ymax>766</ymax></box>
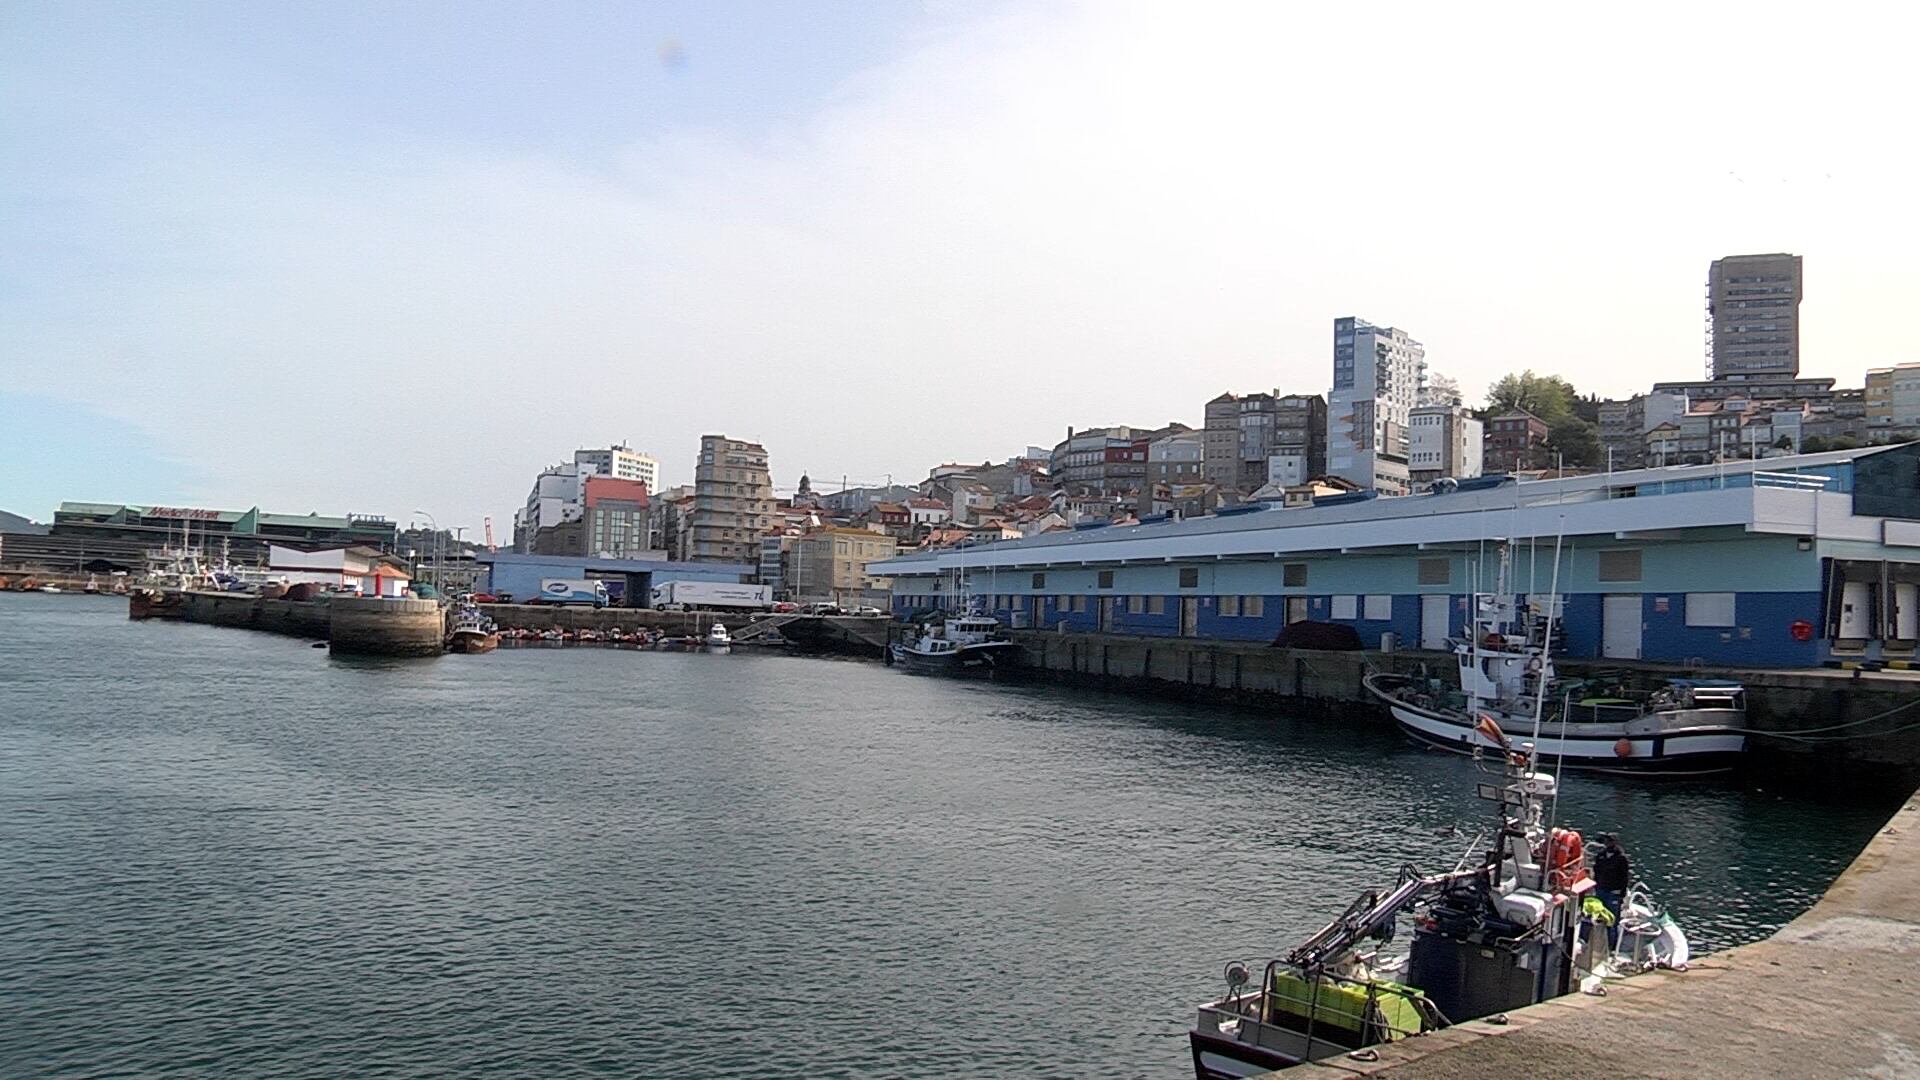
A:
<box><xmin>1364</xmin><ymin>674</ymin><xmax>1746</xmax><ymax>775</ymax></box>
<box><xmin>890</xmin><ymin>640</ymin><xmax>1020</xmax><ymax>673</ymax></box>
<box><xmin>1189</xmin><ymin>1030</ymin><xmax>1299</xmax><ymax>1080</ymax></box>
<box><xmin>448</xmin><ymin>631</ymin><xmax>499</xmax><ymax>654</ymax></box>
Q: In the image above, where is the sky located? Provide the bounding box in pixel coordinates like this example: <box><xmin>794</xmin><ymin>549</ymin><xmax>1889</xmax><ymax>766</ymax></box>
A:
<box><xmin>4</xmin><ymin>1</ymin><xmax>1918</xmax><ymax>533</ymax></box>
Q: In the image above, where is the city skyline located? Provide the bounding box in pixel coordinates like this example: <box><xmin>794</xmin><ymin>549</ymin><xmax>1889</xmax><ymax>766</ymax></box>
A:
<box><xmin>5</xmin><ymin>2</ymin><xmax>1917</xmax><ymax>532</ymax></box>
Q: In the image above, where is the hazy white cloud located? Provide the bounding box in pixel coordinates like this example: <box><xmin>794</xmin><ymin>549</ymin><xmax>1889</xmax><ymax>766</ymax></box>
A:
<box><xmin>7</xmin><ymin>1</ymin><xmax>1917</xmax><ymax>530</ymax></box>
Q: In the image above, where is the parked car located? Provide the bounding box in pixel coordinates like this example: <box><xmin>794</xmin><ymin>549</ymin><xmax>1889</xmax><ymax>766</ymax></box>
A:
<box><xmin>469</xmin><ymin>592</ymin><xmax>499</xmax><ymax>604</ymax></box>
<box><xmin>772</xmin><ymin>601</ymin><xmax>799</xmax><ymax>613</ymax></box>
<box><xmin>801</xmin><ymin>602</ymin><xmax>841</xmax><ymax>616</ymax></box>
<box><xmin>848</xmin><ymin>605</ymin><xmax>884</xmax><ymax>617</ymax></box>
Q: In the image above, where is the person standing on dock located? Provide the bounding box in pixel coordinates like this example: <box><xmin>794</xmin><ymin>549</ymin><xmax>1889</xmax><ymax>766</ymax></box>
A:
<box><xmin>1592</xmin><ymin>833</ymin><xmax>1631</xmax><ymax>948</ymax></box>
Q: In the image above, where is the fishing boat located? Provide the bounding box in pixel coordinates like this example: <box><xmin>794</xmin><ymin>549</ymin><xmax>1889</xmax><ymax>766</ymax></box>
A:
<box><xmin>446</xmin><ymin>606</ymin><xmax>500</xmax><ymax>654</ymax></box>
<box><xmin>1364</xmin><ymin>544</ymin><xmax>1747</xmax><ymax>775</ymax></box>
<box><xmin>705</xmin><ymin>622</ymin><xmax>733</xmax><ymax>651</ymax></box>
<box><xmin>1187</xmin><ymin>719</ymin><xmax>1689</xmax><ymax>1078</ymax></box>
<box><xmin>37</xmin><ymin>583</ymin><xmax>63</xmax><ymax>593</ymax></box>
<box><xmin>889</xmin><ymin>614</ymin><xmax>1019</xmax><ymax>672</ymax></box>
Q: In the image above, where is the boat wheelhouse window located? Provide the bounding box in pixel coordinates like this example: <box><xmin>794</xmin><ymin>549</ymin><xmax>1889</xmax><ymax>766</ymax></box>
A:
<box><xmin>1598</xmin><ymin>549</ymin><xmax>1643</xmax><ymax>582</ymax></box>
<box><xmin>1331</xmin><ymin>595</ymin><xmax>1358</xmax><ymax>620</ymax></box>
<box><xmin>1179</xmin><ymin>567</ymin><xmax>1200</xmax><ymax>589</ymax></box>
<box><xmin>1218</xmin><ymin>595</ymin><xmax>1241</xmax><ymax>617</ymax></box>
<box><xmin>1685</xmin><ymin>592</ymin><xmax>1737</xmax><ymax>627</ymax></box>
<box><xmin>1417</xmin><ymin>558</ymin><xmax>1450</xmax><ymax>586</ymax></box>
<box><xmin>1283</xmin><ymin>563</ymin><xmax>1307</xmax><ymax>587</ymax></box>
<box><xmin>1363</xmin><ymin>595</ymin><xmax>1393</xmax><ymax>621</ymax></box>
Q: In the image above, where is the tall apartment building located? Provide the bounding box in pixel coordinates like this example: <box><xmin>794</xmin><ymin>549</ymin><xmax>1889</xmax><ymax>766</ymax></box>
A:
<box><xmin>687</xmin><ymin>435</ymin><xmax>773</xmax><ymax>564</ymax></box>
<box><xmin>573</xmin><ymin>443</ymin><xmax>659</xmax><ymax>490</ymax></box>
<box><xmin>1407</xmin><ymin>404</ymin><xmax>1484</xmax><ymax>485</ymax></box>
<box><xmin>1708</xmin><ymin>253</ymin><xmax>1803</xmax><ymax>379</ymax></box>
<box><xmin>1328</xmin><ymin>317</ymin><xmax>1424</xmax><ymax>495</ymax></box>
<box><xmin>1202</xmin><ymin>391</ymin><xmax>1327</xmax><ymax>494</ymax></box>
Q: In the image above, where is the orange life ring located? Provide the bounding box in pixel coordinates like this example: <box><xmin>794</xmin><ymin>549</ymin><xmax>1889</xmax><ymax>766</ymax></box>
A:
<box><xmin>1614</xmin><ymin>738</ymin><xmax>1633</xmax><ymax>758</ymax></box>
<box><xmin>1790</xmin><ymin>619</ymin><xmax>1814</xmax><ymax>642</ymax></box>
<box><xmin>1545</xmin><ymin>827</ymin><xmax>1586</xmax><ymax>889</ymax></box>
<box><xmin>1483</xmin><ymin>632</ymin><xmax>1506</xmax><ymax>648</ymax></box>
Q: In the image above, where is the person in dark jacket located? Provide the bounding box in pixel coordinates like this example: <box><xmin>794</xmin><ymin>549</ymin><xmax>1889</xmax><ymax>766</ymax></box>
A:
<box><xmin>1592</xmin><ymin>833</ymin><xmax>1631</xmax><ymax>948</ymax></box>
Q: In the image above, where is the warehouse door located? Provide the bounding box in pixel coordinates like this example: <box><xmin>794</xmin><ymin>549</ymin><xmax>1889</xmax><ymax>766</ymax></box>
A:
<box><xmin>1285</xmin><ymin>596</ymin><xmax>1309</xmax><ymax>625</ymax></box>
<box><xmin>1180</xmin><ymin>597</ymin><xmax>1199</xmax><ymax>637</ymax></box>
<box><xmin>1098</xmin><ymin>596</ymin><xmax>1114</xmax><ymax>632</ymax></box>
<box><xmin>1602</xmin><ymin>594</ymin><xmax>1642</xmax><ymax>659</ymax></box>
<box><xmin>1421</xmin><ymin>595</ymin><xmax>1451</xmax><ymax>650</ymax></box>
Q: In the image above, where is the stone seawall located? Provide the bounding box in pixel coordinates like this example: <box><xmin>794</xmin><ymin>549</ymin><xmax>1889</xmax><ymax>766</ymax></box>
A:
<box><xmin>474</xmin><ymin>604</ymin><xmax>717</xmax><ymax>635</ymax></box>
<box><xmin>1011</xmin><ymin>630</ymin><xmax>1920</xmax><ymax>782</ymax></box>
<box><xmin>163</xmin><ymin>591</ymin><xmax>444</xmax><ymax>657</ymax></box>
<box><xmin>328</xmin><ymin>596</ymin><xmax>445</xmax><ymax>657</ymax></box>
<box><xmin>179</xmin><ymin>591</ymin><xmax>332</xmax><ymax>638</ymax></box>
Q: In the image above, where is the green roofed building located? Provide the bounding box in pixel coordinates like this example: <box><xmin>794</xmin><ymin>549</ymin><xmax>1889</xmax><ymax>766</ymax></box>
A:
<box><xmin>0</xmin><ymin>502</ymin><xmax>402</xmax><ymax>573</ymax></box>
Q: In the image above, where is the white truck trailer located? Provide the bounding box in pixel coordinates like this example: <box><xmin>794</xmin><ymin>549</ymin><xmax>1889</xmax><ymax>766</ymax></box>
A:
<box><xmin>650</xmin><ymin>580</ymin><xmax>773</xmax><ymax>612</ymax></box>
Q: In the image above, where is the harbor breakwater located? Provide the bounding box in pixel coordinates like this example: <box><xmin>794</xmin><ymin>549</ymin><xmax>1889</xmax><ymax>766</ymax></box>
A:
<box><xmin>1009</xmin><ymin>630</ymin><xmax>1920</xmax><ymax>783</ymax></box>
<box><xmin>145</xmin><ymin>591</ymin><xmax>444</xmax><ymax>657</ymax></box>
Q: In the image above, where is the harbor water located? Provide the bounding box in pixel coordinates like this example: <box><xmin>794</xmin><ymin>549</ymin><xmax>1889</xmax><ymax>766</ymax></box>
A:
<box><xmin>0</xmin><ymin>593</ymin><xmax>1898</xmax><ymax>1077</ymax></box>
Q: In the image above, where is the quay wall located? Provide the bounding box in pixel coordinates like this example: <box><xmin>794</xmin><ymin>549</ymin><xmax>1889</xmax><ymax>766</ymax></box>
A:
<box><xmin>179</xmin><ymin>591</ymin><xmax>331</xmax><ymax>638</ymax></box>
<box><xmin>1010</xmin><ymin>630</ymin><xmax>1920</xmax><ymax>780</ymax></box>
<box><xmin>328</xmin><ymin>596</ymin><xmax>444</xmax><ymax>657</ymax></box>
<box><xmin>474</xmin><ymin>604</ymin><xmax>718</xmax><ymax>635</ymax></box>
<box><xmin>162</xmin><ymin>591</ymin><xmax>445</xmax><ymax>657</ymax></box>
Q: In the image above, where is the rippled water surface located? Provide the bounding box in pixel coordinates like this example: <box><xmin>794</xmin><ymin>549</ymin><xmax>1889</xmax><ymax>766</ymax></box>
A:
<box><xmin>0</xmin><ymin>594</ymin><xmax>1898</xmax><ymax>1077</ymax></box>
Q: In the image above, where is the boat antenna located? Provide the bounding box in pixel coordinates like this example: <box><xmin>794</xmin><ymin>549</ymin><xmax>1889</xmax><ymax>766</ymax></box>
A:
<box><xmin>1526</xmin><ymin>517</ymin><xmax>1566</xmax><ymax>752</ymax></box>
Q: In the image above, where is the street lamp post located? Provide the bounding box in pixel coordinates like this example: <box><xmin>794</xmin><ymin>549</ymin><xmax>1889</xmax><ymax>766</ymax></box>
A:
<box><xmin>415</xmin><ymin>509</ymin><xmax>438</xmax><ymax>591</ymax></box>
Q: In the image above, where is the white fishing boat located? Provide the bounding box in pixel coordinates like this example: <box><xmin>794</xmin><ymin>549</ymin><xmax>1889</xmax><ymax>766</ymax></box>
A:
<box><xmin>1365</xmin><ymin>542</ymin><xmax>1747</xmax><ymax>775</ymax></box>
<box><xmin>704</xmin><ymin>622</ymin><xmax>733</xmax><ymax>651</ymax></box>
<box><xmin>889</xmin><ymin>614</ymin><xmax>1019</xmax><ymax>672</ymax></box>
<box><xmin>1187</xmin><ymin>719</ymin><xmax>1689</xmax><ymax>1078</ymax></box>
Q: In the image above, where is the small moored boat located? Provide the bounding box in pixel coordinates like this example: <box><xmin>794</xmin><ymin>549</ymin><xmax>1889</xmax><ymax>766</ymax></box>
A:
<box><xmin>446</xmin><ymin>606</ymin><xmax>500</xmax><ymax>654</ymax></box>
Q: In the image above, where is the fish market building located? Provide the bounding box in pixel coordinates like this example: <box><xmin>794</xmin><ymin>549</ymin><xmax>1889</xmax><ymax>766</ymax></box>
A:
<box><xmin>867</xmin><ymin>445</ymin><xmax>1920</xmax><ymax>669</ymax></box>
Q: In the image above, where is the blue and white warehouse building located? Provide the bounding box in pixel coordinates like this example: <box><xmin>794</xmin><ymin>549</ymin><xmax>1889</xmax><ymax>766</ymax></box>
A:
<box><xmin>868</xmin><ymin>445</ymin><xmax>1920</xmax><ymax>669</ymax></box>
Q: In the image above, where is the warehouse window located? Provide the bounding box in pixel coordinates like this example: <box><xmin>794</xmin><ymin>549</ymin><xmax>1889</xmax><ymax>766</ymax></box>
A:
<box><xmin>1598</xmin><ymin>549</ymin><xmax>1643</xmax><ymax>582</ymax></box>
<box><xmin>1179</xmin><ymin>567</ymin><xmax>1200</xmax><ymax>589</ymax></box>
<box><xmin>1071</xmin><ymin>595</ymin><xmax>1087</xmax><ymax>613</ymax></box>
<box><xmin>1129</xmin><ymin>595</ymin><xmax>1144</xmax><ymax>613</ymax></box>
<box><xmin>1685</xmin><ymin>593</ymin><xmax>1737</xmax><ymax>627</ymax></box>
<box><xmin>1417</xmin><ymin>558</ymin><xmax>1451</xmax><ymax>585</ymax></box>
<box><xmin>1245</xmin><ymin>595</ymin><xmax>1265</xmax><ymax>618</ymax></box>
<box><xmin>1364</xmin><ymin>595</ymin><xmax>1393</xmax><ymax>621</ymax></box>
<box><xmin>1033</xmin><ymin>573</ymin><xmax>1046</xmax><ymax>589</ymax></box>
<box><xmin>1283</xmin><ymin>563</ymin><xmax>1308</xmax><ymax>587</ymax></box>
<box><xmin>1331</xmin><ymin>595</ymin><xmax>1358</xmax><ymax>620</ymax></box>
<box><xmin>1218</xmin><ymin>595</ymin><xmax>1241</xmax><ymax>617</ymax></box>
<box><xmin>1149</xmin><ymin>595</ymin><xmax>1166</xmax><ymax>615</ymax></box>
<box><xmin>1098</xmin><ymin>570</ymin><xmax>1114</xmax><ymax>589</ymax></box>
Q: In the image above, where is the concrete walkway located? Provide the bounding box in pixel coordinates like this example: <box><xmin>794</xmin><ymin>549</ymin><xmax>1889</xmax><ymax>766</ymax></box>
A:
<box><xmin>1278</xmin><ymin>792</ymin><xmax>1920</xmax><ymax>1079</ymax></box>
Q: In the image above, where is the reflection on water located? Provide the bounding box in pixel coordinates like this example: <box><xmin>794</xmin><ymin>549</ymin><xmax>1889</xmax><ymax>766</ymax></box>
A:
<box><xmin>0</xmin><ymin>594</ymin><xmax>1898</xmax><ymax>1077</ymax></box>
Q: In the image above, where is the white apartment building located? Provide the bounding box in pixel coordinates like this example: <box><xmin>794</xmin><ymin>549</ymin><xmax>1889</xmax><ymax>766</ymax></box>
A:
<box><xmin>1328</xmin><ymin>316</ymin><xmax>1425</xmax><ymax>495</ymax></box>
<box><xmin>573</xmin><ymin>443</ymin><xmax>659</xmax><ymax>490</ymax></box>
<box><xmin>1407</xmin><ymin>404</ymin><xmax>1484</xmax><ymax>485</ymax></box>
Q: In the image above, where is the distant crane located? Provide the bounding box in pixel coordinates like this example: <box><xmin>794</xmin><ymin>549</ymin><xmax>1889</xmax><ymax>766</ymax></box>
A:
<box><xmin>483</xmin><ymin>516</ymin><xmax>497</xmax><ymax>553</ymax></box>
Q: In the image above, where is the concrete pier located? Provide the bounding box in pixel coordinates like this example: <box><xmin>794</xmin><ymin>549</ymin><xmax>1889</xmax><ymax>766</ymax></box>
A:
<box><xmin>1269</xmin><ymin>790</ymin><xmax>1920</xmax><ymax>1079</ymax></box>
<box><xmin>139</xmin><ymin>590</ymin><xmax>446</xmax><ymax>657</ymax></box>
<box><xmin>1009</xmin><ymin>630</ymin><xmax>1920</xmax><ymax>782</ymax></box>
<box><xmin>327</xmin><ymin>596</ymin><xmax>444</xmax><ymax>657</ymax></box>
